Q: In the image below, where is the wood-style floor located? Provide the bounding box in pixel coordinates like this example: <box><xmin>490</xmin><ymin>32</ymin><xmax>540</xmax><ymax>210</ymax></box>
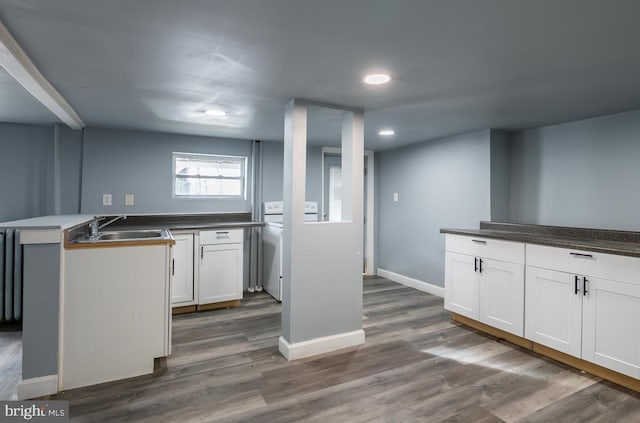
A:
<box><xmin>0</xmin><ymin>330</ymin><xmax>21</xmax><ymax>401</ymax></box>
<box><xmin>2</xmin><ymin>277</ymin><xmax>640</xmax><ymax>421</ymax></box>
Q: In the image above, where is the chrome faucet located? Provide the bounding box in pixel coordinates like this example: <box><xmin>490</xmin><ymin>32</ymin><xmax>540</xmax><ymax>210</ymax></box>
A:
<box><xmin>89</xmin><ymin>215</ymin><xmax>127</xmax><ymax>238</ymax></box>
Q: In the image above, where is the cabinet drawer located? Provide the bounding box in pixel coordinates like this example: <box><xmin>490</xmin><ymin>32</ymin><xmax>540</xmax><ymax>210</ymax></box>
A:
<box><xmin>526</xmin><ymin>244</ymin><xmax>640</xmax><ymax>285</ymax></box>
<box><xmin>526</xmin><ymin>244</ymin><xmax>585</xmax><ymax>275</ymax></box>
<box><xmin>200</xmin><ymin>229</ymin><xmax>243</xmax><ymax>245</ymax></box>
<box><xmin>445</xmin><ymin>234</ymin><xmax>524</xmax><ymax>264</ymax></box>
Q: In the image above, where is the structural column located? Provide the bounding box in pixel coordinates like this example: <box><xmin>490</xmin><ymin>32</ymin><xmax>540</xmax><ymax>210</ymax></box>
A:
<box><xmin>279</xmin><ymin>99</ymin><xmax>365</xmax><ymax>360</ymax></box>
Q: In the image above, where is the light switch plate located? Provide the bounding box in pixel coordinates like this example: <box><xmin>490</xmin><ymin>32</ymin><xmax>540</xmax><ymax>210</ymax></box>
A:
<box><xmin>102</xmin><ymin>194</ymin><xmax>112</xmax><ymax>206</ymax></box>
<box><xmin>393</xmin><ymin>192</ymin><xmax>399</xmax><ymax>202</ymax></box>
<box><xmin>125</xmin><ymin>194</ymin><xmax>135</xmax><ymax>206</ymax></box>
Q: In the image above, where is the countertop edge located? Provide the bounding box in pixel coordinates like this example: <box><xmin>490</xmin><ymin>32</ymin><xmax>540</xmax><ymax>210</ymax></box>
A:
<box><xmin>65</xmin><ymin>238</ymin><xmax>176</xmax><ymax>250</ymax></box>
<box><xmin>112</xmin><ymin>221</ymin><xmax>265</xmax><ymax>231</ymax></box>
<box><xmin>441</xmin><ymin>228</ymin><xmax>640</xmax><ymax>258</ymax></box>
<box><xmin>0</xmin><ymin>215</ymin><xmax>95</xmax><ymax>230</ymax></box>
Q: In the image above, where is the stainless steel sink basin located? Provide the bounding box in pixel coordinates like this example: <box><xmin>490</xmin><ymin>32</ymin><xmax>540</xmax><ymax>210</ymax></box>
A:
<box><xmin>97</xmin><ymin>230</ymin><xmax>165</xmax><ymax>241</ymax></box>
<box><xmin>72</xmin><ymin>229</ymin><xmax>172</xmax><ymax>244</ymax></box>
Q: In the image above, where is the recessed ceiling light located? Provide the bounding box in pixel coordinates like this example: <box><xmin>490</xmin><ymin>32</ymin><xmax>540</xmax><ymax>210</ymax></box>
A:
<box><xmin>205</xmin><ymin>109</ymin><xmax>227</xmax><ymax>117</ymax></box>
<box><xmin>364</xmin><ymin>73</ymin><xmax>391</xmax><ymax>85</ymax></box>
<box><xmin>379</xmin><ymin>129</ymin><xmax>395</xmax><ymax>136</ymax></box>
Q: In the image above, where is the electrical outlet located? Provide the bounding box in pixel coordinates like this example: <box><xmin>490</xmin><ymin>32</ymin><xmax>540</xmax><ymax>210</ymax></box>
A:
<box><xmin>393</xmin><ymin>192</ymin><xmax>399</xmax><ymax>202</ymax></box>
<box><xmin>102</xmin><ymin>194</ymin><xmax>112</xmax><ymax>206</ymax></box>
<box><xmin>125</xmin><ymin>194</ymin><xmax>135</xmax><ymax>206</ymax></box>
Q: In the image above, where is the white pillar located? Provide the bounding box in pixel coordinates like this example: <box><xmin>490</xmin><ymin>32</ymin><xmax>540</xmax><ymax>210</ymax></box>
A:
<box><xmin>279</xmin><ymin>100</ymin><xmax>365</xmax><ymax>360</ymax></box>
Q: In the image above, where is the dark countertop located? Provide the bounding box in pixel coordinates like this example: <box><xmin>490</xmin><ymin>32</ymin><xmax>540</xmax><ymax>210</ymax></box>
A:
<box><xmin>64</xmin><ymin>212</ymin><xmax>264</xmax><ymax>244</ymax></box>
<box><xmin>113</xmin><ymin>221</ymin><xmax>265</xmax><ymax>231</ymax></box>
<box><xmin>102</xmin><ymin>212</ymin><xmax>264</xmax><ymax>231</ymax></box>
<box><xmin>440</xmin><ymin>222</ymin><xmax>640</xmax><ymax>258</ymax></box>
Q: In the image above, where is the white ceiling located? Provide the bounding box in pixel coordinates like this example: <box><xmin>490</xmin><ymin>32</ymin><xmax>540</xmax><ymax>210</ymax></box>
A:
<box><xmin>1</xmin><ymin>0</ymin><xmax>640</xmax><ymax>150</ymax></box>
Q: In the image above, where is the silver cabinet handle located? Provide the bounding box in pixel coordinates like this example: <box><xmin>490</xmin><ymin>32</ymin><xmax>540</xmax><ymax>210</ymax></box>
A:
<box><xmin>201</xmin><ymin>246</ymin><xmax>204</xmax><ymax>259</ymax></box>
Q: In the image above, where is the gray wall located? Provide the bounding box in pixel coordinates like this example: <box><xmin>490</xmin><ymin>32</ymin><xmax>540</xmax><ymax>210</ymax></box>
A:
<box><xmin>0</xmin><ymin>123</ymin><xmax>332</xmax><ymax>220</ymax></box>
<box><xmin>58</xmin><ymin>126</ymin><xmax>83</xmax><ymax>214</ymax></box>
<box><xmin>0</xmin><ymin>123</ymin><xmax>54</xmax><ymax>222</ymax></box>
<box><xmin>490</xmin><ymin>130</ymin><xmax>510</xmax><ymax>222</ymax></box>
<box><xmin>260</xmin><ymin>140</ymin><xmax>323</xmax><ymax>209</ymax></box>
<box><xmin>376</xmin><ymin>130</ymin><xmax>492</xmax><ymax>287</ymax></box>
<box><xmin>81</xmin><ymin>127</ymin><xmax>254</xmax><ymax>214</ymax></box>
<box><xmin>509</xmin><ymin>109</ymin><xmax>640</xmax><ymax>230</ymax></box>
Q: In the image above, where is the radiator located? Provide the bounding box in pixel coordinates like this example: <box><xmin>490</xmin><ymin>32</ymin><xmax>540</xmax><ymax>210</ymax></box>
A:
<box><xmin>1</xmin><ymin>229</ymin><xmax>23</xmax><ymax>323</ymax></box>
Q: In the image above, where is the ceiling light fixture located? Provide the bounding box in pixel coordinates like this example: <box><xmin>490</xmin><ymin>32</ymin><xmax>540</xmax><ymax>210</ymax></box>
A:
<box><xmin>205</xmin><ymin>109</ymin><xmax>227</xmax><ymax>117</ymax></box>
<box><xmin>364</xmin><ymin>73</ymin><xmax>391</xmax><ymax>85</ymax></box>
<box><xmin>379</xmin><ymin>129</ymin><xmax>395</xmax><ymax>136</ymax></box>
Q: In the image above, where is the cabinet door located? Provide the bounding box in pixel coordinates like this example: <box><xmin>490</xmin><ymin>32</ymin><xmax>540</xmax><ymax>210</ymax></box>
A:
<box><xmin>445</xmin><ymin>252</ymin><xmax>479</xmax><ymax>320</ymax></box>
<box><xmin>199</xmin><ymin>243</ymin><xmax>243</xmax><ymax>304</ymax></box>
<box><xmin>582</xmin><ymin>276</ymin><xmax>640</xmax><ymax>378</ymax></box>
<box><xmin>479</xmin><ymin>259</ymin><xmax>524</xmax><ymax>337</ymax></box>
<box><xmin>525</xmin><ymin>266</ymin><xmax>582</xmax><ymax>357</ymax></box>
<box><xmin>171</xmin><ymin>234</ymin><xmax>194</xmax><ymax>305</ymax></box>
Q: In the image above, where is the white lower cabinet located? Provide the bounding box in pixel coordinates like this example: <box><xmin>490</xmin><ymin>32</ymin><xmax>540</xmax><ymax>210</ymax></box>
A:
<box><xmin>62</xmin><ymin>244</ymin><xmax>172</xmax><ymax>390</ymax></box>
<box><xmin>444</xmin><ymin>252</ymin><xmax>479</xmax><ymax>320</ymax></box>
<box><xmin>525</xmin><ymin>244</ymin><xmax>640</xmax><ymax>379</ymax></box>
<box><xmin>525</xmin><ymin>266</ymin><xmax>582</xmax><ymax>357</ymax></box>
<box><xmin>444</xmin><ymin>235</ymin><xmax>525</xmax><ymax>337</ymax></box>
<box><xmin>582</xmin><ymin>276</ymin><xmax>640</xmax><ymax>378</ymax></box>
<box><xmin>171</xmin><ymin>233</ymin><xmax>195</xmax><ymax>305</ymax></box>
<box><xmin>198</xmin><ymin>229</ymin><xmax>244</xmax><ymax>305</ymax></box>
<box><xmin>171</xmin><ymin>228</ymin><xmax>244</xmax><ymax>309</ymax></box>
<box><xmin>479</xmin><ymin>258</ymin><xmax>524</xmax><ymax>336</ymax></box>
<box><xmin>199</xmin><ymin>242</ymin><xmax>243</xmax><ymax>304</ymax></box>
<box><xmin>446</xmin><ymin>235</ymin><xmax>640</xmax><ymax>383</ymax></box>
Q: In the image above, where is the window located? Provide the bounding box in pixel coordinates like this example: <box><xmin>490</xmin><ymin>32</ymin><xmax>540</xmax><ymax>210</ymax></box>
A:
<box><xmin>173</xmin><ymin>152</ymin><xmax>246</xmax><ymax>198</ymax></box>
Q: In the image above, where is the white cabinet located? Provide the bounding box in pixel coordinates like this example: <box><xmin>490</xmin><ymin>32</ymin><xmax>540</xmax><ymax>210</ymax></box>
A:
<box><xmin>170</xmin><ymin>229</ymin><xmax>245</xmax><ymax>309</ymax></box>
<box><xmin>171</xmin><ymin>233</ymin><xmax>195</xmax><ymax>305</ymax></box>
<box><xmin>444</xmin><ymin>235</ymin><xmax>525</xmax><ymax>336</ymax></box>
<box><xmin>445</xmin><ymin>252</ymin><xmax>479</xmax><ymax>319</ymax></box>
<box><xmin>62</xmin><ymin>244</ymin><xmax>172</xmax><ymax>390</ymax></box>
<box><xmin>525</xmin><ymin>266</ymin><xmax>582</xmax><ymax>357</ymax></box>
<box><xmin>525</xmin><ymin>244</ymin><xmax>640</xmax><ymax>379</ymax></box>
<box><xmin>582</xmin><ymin>277</ymin><xmax>640</xmax><ymax>378</ymax></box>
<box><xmin>199</xmin><ymin>229</ymin><xmax>243</xmax><ymax>305</ymax></box>
<box><xmin>479</xmin><ymin>258</ymin><xmax>524</xmax><ymax>336</ymax></box>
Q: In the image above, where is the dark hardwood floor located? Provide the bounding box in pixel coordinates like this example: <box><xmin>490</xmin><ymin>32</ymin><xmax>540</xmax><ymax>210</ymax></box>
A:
<box><xmin>2</xmin><ymin>277</ymin><xmax>640</xmax><ymax>421</ymax></box>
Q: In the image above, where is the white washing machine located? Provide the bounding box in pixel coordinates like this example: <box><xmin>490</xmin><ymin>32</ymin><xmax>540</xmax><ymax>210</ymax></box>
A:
<box><xmin>262</xmin><ymin>201</ymin><xmax>318</xmax><ymax>301</ymax></box>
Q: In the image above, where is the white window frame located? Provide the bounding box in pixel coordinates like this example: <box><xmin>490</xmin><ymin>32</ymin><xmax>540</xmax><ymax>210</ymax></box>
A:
<box><xmin>172</xmin><ymin>152</ymin><xmax>247</xmax><ymax>199</ymax></box>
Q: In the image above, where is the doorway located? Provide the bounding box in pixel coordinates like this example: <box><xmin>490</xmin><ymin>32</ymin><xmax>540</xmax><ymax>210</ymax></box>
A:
<box><xmin>321</xmin><ymin>147</ymin><xmax>375</xmax><ymax>275</ymax></box>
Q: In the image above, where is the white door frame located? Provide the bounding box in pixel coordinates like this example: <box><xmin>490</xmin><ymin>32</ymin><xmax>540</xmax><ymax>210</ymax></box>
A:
<box><xmin>321</xmin><ymin>146</ymin><xmax>375</xmax><ymax>275</ymax></box>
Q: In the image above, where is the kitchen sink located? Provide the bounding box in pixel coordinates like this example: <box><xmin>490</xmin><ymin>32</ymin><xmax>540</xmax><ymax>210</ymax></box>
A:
<box><xmin>72</xmin><ymin>229</ymin><xmax>172</xmax><ymax>244</ymax></box>
<box><xmin>97</xmin><ymin>230</ymin><xmax>165</xmax><ymax>240</ymax></box>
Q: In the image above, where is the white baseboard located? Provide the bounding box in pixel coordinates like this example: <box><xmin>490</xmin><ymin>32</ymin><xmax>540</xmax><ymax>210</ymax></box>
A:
<box><xmin>279</xmin><ymin>329</ymin><xmax>365</xmax><ymax>361</ymax></box>
<box><xmin>18</xmin><ymin>375</ymin><xmax>58</xmax><ymax>399</ymax></box>
<box><xmin>377</xmin><ymin>268</ymin><xmax>444</xmax><ymax>298</ymax></box>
